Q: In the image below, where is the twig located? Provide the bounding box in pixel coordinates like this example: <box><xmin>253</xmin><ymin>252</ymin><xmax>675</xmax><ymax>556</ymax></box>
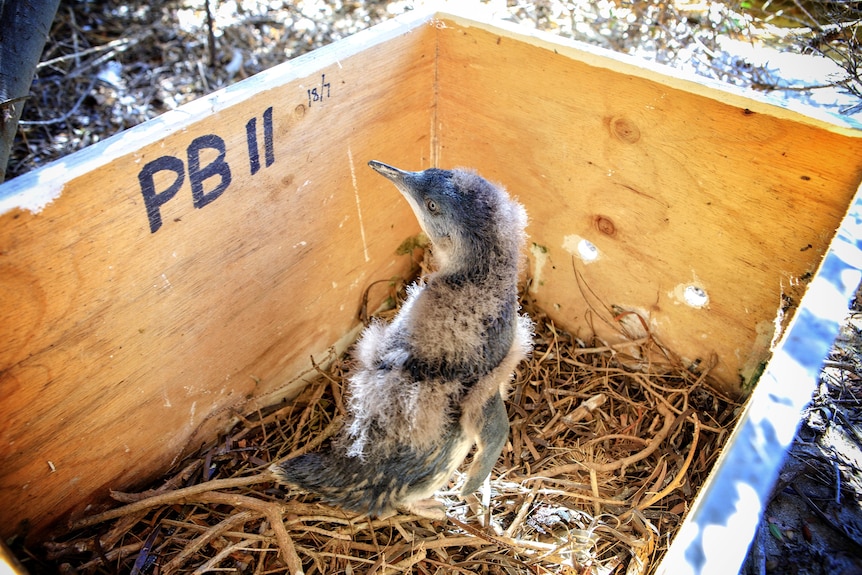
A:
<box><xmin>620</xmin><ymin>413</ymin><xmax>701</xmax><ymax>521</ymax></box>
<box><xmin>161</xmin><ymin>510</ymin><xmax>257</xmax><ymax>574</ymax></box>
<box><xmin>179</xmin><ymin>491</ymin><xmax>304</xmax><ymax>575</ymax></box>
<box><xmin>74</xmin><ymin>541</ymin><xmax>145</xmax><ymax>571</ymax></box>
<box><xmin>268</xmin><ymin>506</ymin><xmax>304</xmax><ymax>575</ymax></box>
<box><xmin>382</xmin><ymin>545</ymin><xmax>426</xmax><ymax>574</ymax></box>
<box><xmin>541</xmin><ymin>403</ymin><xmax>675</xmax><ymax>476</ymax></box>
<box><xmin>504</xmin><ymin>483</ymin><xmax>539</xmax><ymax>538</ymax></box>
<box><xmin>277</xmin><ymin>414</ymin><xmax>344</xmax><ymax>462</ymax></box>
<box><xmin>289</xmin><ymin>381</ymin><xmax>331</xmax><ymax>452</ymax></box>
<box><xmin>789</xmin><ymin>481</ymin><xmax>862</xmax><ymax>556</ymax></box>
<box><xmin>204</xmin><ymin>0</ymin><xmax>217</xmax><ymax>67</ymax></box>
<box><xmin>36</xmin><ymin>37</ymin><xmax>135</xmax><ymax>70</ymax></box>
<box><xmin>448</xmin><ymin>517</ymin><xmax>556</xmax><ymax>553</ymax></box>
<box><xmin>193</xmin><ymin>537</ymin><xmax>259</xmax><ymax>574</ymax></box>
<box><xmin>19</xmin><ymin>76</ymin><xmax>98</xmax><ymax>126</ymax></box>
<box><xmin>70</xmin><ymin>472</ymin><xmax>276</xmax><ymax>530</ymax></box>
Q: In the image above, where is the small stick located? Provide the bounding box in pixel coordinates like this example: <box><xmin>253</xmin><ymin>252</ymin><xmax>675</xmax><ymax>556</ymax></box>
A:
<box><xmin>504</xmin><ymin>482</ymin><xmax>539</xmax><ymax>538</ymax></box>
<box><xmin>73</xmin><ymin>541</ymin><xmax>144</xmax><ymax>571</ymax></box>
<box><xmin>268</xmin><ymin>506</ymin><xmax>304</xmax><ymax>575</ymax></box>
<box><xmin>193</xmin><ymin>538</ymin><xmax>258</xmax><ymax>574</ymax></box>
<box><xmin>160</xmin><ymin>518</ymin><xmax>271</xmax><ymax>540</ymax></box>
<box><xmin>531</xmin><ymin>487</ymin><xmax>635</xmax><ymax>506</ymax></box>
<box><xmin>620</xmin><ymin>413</ymin><xmax>701</xmax><ymax>521</ymax></box>
<box><xmin>290</xmin><ymin>382</ymin><xmax>331</xmax><ymax>452</ymax></box>
<box><xmin>448</xmin><ymin>517</ymin><xmax>556</xmax><ymax>553</ymax></box>
<box><xmin>204</xmin><ymin>0</ymin><xmax>216</xmax><ymax>67</ymax></box>
<box><xmin>161</xmin><ymin>510</ymin><xmax>257</xmax><ymax>574</ymax></box>
<box><xmin>790</xmin><ymin>481</ymin><xmax>862</xmax><ymax>556</ymax></box>
<box><xmin>37</xmin><ymin>37</ymin><xmax>135</xmax><ymax>69</ymax></box>
<box><xmin>584</xmin><ymin>433</ymin><xmax>649</xmax><ymax>446</ymax></box>
<box><xmin>172</xmin><ymin>491</ymin><xmax>304</xmax><ymax>575</ymax></box>
<box><xmin>590</xmin><ymin>468</ymin><xmax>600</xmax><ymax>516</ymax></box>
<box><xmin>70</xmin><ymin>472</ymin><xmax>276</xmax><ymax>530</ymax></box>
<box><xmin>541</xmin><ymin>403</ymin><xmax>674</xmax><ymax>476</ymax></box>
<box><xmin>112</xmin><ymin>460</ymin><xmax>203</xmax><ymax>504</ymax></box>
<box><xmin>276</xmin><ymin>414</ymin><xmax>344</xmax><ymax>462</ymax></box>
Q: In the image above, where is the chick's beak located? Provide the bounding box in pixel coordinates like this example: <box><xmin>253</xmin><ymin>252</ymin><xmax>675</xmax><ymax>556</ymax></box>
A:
<box><xmin>367</xmin><ymin>160</ymin><xmax>410</xmax><ymax>183</ymax></box>
<box><xmin>368</xmin><ymin>160</ymin><xmax>430</xmax><ymax>237</ymax></box>
<box><xmin>369</xmin><ymin>159</ymin><xmax>424</xmax><ymax>208</ymax></box>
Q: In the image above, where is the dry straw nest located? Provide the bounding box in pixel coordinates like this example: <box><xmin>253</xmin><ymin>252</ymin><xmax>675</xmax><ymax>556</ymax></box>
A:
<box><xmin>38</xmin><ymin>265</ymin><xmax>741</xmax><ymax>575</ymax></box>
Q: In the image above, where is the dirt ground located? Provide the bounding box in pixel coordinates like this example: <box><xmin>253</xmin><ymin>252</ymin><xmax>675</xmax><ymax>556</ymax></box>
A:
<box><xmin>6</xmin><ymin>1</ymin><xmax>862</xmax><ymax>573</ymax></box>
<box><xmin>741</xmin><ymin>286</ymin><xmax>862</xmax><ymax>575</ymax></box>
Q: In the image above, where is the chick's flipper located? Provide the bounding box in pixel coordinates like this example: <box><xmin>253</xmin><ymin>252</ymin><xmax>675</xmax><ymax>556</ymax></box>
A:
<box><xmin>461</xmin><ymin>391</ymin><xmax>509</xmax><ymax>496</ymax></box>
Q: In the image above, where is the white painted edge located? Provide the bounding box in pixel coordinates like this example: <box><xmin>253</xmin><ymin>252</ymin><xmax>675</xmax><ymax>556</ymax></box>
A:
<box><xmin>657</xmin><ymin>180</ymin><xmax>862</xmax><ymax>575</ymax></box>
<box><xmin>0</xmin><ymin>7</ymin><xmax>437</xmax><ymax>215</ymax></box>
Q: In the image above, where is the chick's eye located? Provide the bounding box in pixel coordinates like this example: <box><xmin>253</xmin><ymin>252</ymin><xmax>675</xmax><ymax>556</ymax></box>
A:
<box><xmin>425</xmin><ymin>199</ymin><xmax>438</xmax><ymax>213</ymax></box>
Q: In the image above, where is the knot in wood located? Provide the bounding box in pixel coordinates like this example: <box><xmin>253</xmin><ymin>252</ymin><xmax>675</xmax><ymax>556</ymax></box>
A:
<box><xmin>594</xmin><ymin>215</ymin><xmax>616</xmax><ymax>236</ymax></box>
<box><xmin>610</xmin><ymin>116</ymin><xmax>640</xmax><ymax>144</ymax></box>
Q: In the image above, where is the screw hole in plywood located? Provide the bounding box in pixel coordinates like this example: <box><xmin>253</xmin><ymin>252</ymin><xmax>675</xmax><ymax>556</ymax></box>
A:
<box><xmin>577</xmin><ymin>238</ymin><xmax>599</xmax><ymax>263</ymax></box>
<box><xmin>562</xmin><ymin>234</ymin><xmax>601</xmax><ymax>264</ymax></box>
<box><xmin>684</xmin><ymin>285</ymin><xmax>709</xmax><ymax>308</ymax></box>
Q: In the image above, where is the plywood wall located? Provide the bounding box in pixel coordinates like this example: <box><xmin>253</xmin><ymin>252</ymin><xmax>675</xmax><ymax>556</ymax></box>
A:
<box><xmin>0</xmin><ymin>17</ymin><xmax>435</xmax><ymax>538</ymax></box>
<box><xmin>434</xmin><ymin>16</ymin><xmax>862</xmax><ymax>393</ymax></box>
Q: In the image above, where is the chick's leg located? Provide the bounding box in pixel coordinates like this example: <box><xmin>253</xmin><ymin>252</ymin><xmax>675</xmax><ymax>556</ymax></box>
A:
<box><xmin>461</xmin><ymin>392</ymin><xmax>509</xmax><ymax>495</ymax></box>
<box><xmin>400</xmin><ymin>498</ymin><xmax>447</xmax><ymax>520</ymax></box>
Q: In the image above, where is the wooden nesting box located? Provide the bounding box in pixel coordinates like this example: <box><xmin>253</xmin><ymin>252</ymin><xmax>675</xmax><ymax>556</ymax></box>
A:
<box><xmin>2</xmin><ymin>7</ymin><xmax>861</xmax><ymax>573</ymax></box>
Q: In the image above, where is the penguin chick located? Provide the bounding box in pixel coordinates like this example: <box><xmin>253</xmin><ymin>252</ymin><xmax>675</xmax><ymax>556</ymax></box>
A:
<box><xmin>272</xmin><ymin>161</ymin><xmax>532</xmax><ymax>519</ymax></box>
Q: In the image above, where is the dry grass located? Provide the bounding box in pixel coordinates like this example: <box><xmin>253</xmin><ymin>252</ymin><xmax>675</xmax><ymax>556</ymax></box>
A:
<box><xmin>32</xmin><ymin>269</ymin><xmax>741</xmax><ymax>575</ymax></box>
